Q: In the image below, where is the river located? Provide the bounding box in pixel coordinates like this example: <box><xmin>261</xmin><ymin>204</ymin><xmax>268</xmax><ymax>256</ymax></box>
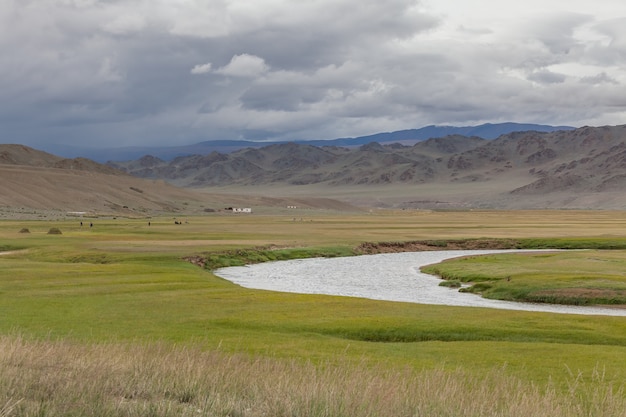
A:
<box><xmin>214</xmin><ymin>250</ymin><xmax>626</xmax><ymax>317</ymax></box>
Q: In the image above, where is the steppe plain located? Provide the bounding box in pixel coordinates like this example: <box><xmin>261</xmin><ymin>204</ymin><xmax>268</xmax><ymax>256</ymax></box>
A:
<box><xmin>2</xmin><ymin>142</ymin><xmax>626</xmax><ymax>416</ymax></box>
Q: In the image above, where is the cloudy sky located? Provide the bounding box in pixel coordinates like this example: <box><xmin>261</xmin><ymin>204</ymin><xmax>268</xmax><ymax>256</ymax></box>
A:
<box><xmin>2</xmin><ymin>0</ymin><xmax>626</xmax><ymax>149</ymax></box>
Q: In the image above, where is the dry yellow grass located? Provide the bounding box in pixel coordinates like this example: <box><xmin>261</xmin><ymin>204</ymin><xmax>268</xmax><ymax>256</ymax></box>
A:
<box><xmin>1</xmin><ymin>334</ymin><xmax>624</xmax><ymax>417</ymax></box>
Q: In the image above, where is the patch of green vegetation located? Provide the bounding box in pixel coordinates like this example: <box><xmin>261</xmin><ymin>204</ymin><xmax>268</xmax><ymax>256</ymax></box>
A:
<box><xmin>517</xmin><ymin>237</ymin><xmax>626</xmax><ymax>250</ymax></box>
<box><xmin>438</xmin><ymin>280</ymin><xmax>461</xmax><ymax>288</ymax></box>
<box><xmin>459</xmin><ymin>282</ymin><xmax>494</xmax><ymax>294</ymax></box>
<box><xmin>0</xmin><ymin>244</ymin><xmax>25</xmax><ymax>251</ymax></box>
<box><xmin>68</xmin><ymin>254</ymin><xmax>112</xmax><ymax>264</ymax></box>
<box><xmin>202</xmin><ymin>245</ymin><xmax>356</xmax><ymax>270</ymax></box>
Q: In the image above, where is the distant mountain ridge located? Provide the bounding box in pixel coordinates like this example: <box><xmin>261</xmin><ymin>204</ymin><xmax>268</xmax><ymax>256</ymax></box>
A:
<box><xmin>38</xmin><ymin>122</ymin><xmax>574</xmax><ymax>162</ymax></box>
<box><xmin>109</xmin><ymin>125</ymin><xmax>626</xmax><ymax>209</ymax></box>
<box><xmin>306</xmin><ymin>122</ymin><xmax>574</xmax><ymax>147</ymax></box>
<box><xmin>110</xmin><ymin>126</ymin><xmax>614</xmax><ymax>189</ymax></box>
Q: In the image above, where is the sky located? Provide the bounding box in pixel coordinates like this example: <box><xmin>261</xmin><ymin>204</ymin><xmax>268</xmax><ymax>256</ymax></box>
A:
<box><xmin>2</xmin><ymin>0</ymin><xmax>626</xmax><ymax>149</ymax></box>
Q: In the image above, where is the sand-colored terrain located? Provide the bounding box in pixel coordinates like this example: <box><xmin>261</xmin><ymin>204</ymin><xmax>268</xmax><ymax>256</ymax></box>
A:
<box><xmin>0</xmin><ymin>165</ymin><xmax>360</xmax><ymax>221</ymax></box>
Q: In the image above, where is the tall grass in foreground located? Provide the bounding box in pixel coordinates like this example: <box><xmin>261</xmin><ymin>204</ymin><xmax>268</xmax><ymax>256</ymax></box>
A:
<box><xmin>1</xmin><ymin>335</ymin><xmax>624</xmax><ymax>417</ymax></box>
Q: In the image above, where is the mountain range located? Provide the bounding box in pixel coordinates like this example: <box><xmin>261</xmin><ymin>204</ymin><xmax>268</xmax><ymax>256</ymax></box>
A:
<box><xmin>2</xmin><ymin>123</ymin><xmax>626</xmax><ymax>214</ymax></box>
<box><xmin>39</xmin><ymin>122</ymin><xmax>574</xmax><ymax>162</ymax></box>
<box><xmin>107</xmin><ymin>125</ymin><xmax>626</xmax><ymax>210</ymax></box>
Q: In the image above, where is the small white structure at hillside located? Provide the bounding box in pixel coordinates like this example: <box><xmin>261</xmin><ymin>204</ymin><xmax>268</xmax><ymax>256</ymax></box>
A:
<box><xmin>224</xmin><ymin>207</ymin><xmax>252</xmax><ymax>213</ymax></box>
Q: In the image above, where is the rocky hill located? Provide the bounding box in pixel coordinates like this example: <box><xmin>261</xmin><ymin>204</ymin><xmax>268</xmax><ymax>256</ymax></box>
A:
<box><xmin>109</xmin><ymin>125</ymin><xmax>626</xmax><ymax>210</ymax></box>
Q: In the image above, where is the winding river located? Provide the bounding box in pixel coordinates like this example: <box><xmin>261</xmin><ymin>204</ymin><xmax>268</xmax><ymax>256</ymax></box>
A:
<box><xmin>214</xmin><ymin>250</ymin><xmax>626</xmax><ymax>317</ymax></box>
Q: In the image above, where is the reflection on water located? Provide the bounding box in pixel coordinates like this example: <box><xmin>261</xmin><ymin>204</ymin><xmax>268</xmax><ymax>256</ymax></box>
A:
<box><xmin>215</xmin><ymin>250</ymin><xmax>626</xmax><ymax>317</ymax></box>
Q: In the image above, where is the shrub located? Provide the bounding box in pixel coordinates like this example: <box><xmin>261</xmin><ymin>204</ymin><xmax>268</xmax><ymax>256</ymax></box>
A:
<box><xmin>460</xmin><ymin>283</ymin><xmax>493</xmax><ymax>294</ymax></box>
<box><xmin>439</xmin><ymin>280</ymin><xmax>462</xmax><ymax>288</ymax></box>
<box><xmin>47</xmin><ymin>228</ymin><xmax>62</xmax><ymax>235</ymax></box>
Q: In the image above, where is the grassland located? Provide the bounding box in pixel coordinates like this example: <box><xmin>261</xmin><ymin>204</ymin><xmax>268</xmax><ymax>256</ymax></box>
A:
<box><xmin>422</xmin><ymin>250</ymin><xmax>626</xmax><ymax>305</ymax></box>
<box><xmin>2</xmin><ymin>210</ymin><xmax>626</xmax><ymax>416</ymax></box>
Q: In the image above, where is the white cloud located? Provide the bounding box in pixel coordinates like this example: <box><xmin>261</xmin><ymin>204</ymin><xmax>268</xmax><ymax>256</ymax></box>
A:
<box><xmin>101</xmin><ymin>14</ymin><xmax>146</xmax><ymax>35</ymax></box>
<box><xmin>163</xmin><ymin>0</ymin><xmax>233</xmax><ymax>38</ymax></box>
<box><xmin>190</xmin><ymin>63</ymin><xmax>212</xmax><ymax>75</ymax></box>
<box><xmin>57</xmin><ymin>0</ymin><xmax>97</xmax><ymax>8</ymax></box>
<box><xmin>215</xmin><ymin>54</ymin><xmax>269</xmax><ymax>78</ymax></box>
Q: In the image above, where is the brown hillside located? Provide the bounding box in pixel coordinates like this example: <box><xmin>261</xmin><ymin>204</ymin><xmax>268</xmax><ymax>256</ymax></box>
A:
<box><xmin>0</xmin><ymin>144</ymin><xmax>360</xmax><ymax>217</ymax></box>
<box><xmin>0</xmin><ymin>164</ymin><xmax>200</xmax><ymax>217</ymax></box>
<box><xmin>0</xmin><ymin>144</ymin><xmax>202</xmax><ymax>216</ymax></box>
<box><xmin>0</xmin><ymin>144</ymin><xmax>62</xmax><ymax>166</ymax></box>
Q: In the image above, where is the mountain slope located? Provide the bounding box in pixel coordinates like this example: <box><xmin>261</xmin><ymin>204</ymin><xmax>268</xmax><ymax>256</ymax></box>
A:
<box><xmin>0</xmin><ymin>144</ymin><xmax>205</xmax><ymax>216</ymax></box>
<box><xmin>1</xmin><ymin>144</ymin><xmax>124</xmax><ymax>175</ymax></box>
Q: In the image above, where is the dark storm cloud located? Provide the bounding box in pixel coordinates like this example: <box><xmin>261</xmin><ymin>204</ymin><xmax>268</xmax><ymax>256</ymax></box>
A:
<box><xmin>1</xmin><ymin>0</ymin><xmax>626</xmax><ymax>150</ymax></box>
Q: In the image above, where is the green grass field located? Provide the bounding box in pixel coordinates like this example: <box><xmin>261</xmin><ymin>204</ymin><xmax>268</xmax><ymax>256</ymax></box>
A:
<box><xmin>422</xmin><ymin>250</ymin><xmax>626</xmax><ymax>305</ymax></box>
<box><xmin>2</xmin><ymin>210</ymin><xmax>626</xmax><ymax>416</ymax></box>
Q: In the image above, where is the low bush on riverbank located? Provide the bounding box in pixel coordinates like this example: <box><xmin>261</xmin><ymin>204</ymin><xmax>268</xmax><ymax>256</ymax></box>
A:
<box><xmin>196</xmin><ymin>245</ymin><xmax>355</xmax><ymax>270</ymax></box>
<box><xmin>518</xmin><ymin>237</ymin><xmax>626</xmax><ymax>250</ymax></box>
<box><xmin>439</xmin><ymin>279</ymin><xmax>462</xmax><ymax>288</ymax></box>
<box><xmin>2</xmin><ymin>334</ymin><xmax>624</xmax><ymax>417</ymax></box>
<box><xmin>356</xmin><ymin>237</ymin><xmax>626</xmax><ymax>254</ymax></box>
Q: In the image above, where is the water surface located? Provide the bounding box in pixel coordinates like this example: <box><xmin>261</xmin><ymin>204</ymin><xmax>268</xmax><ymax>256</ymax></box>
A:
<box><xmin>215</xmin><ymin>250</ymin><xmax>626</xmax><ymax>317</ymax></box>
